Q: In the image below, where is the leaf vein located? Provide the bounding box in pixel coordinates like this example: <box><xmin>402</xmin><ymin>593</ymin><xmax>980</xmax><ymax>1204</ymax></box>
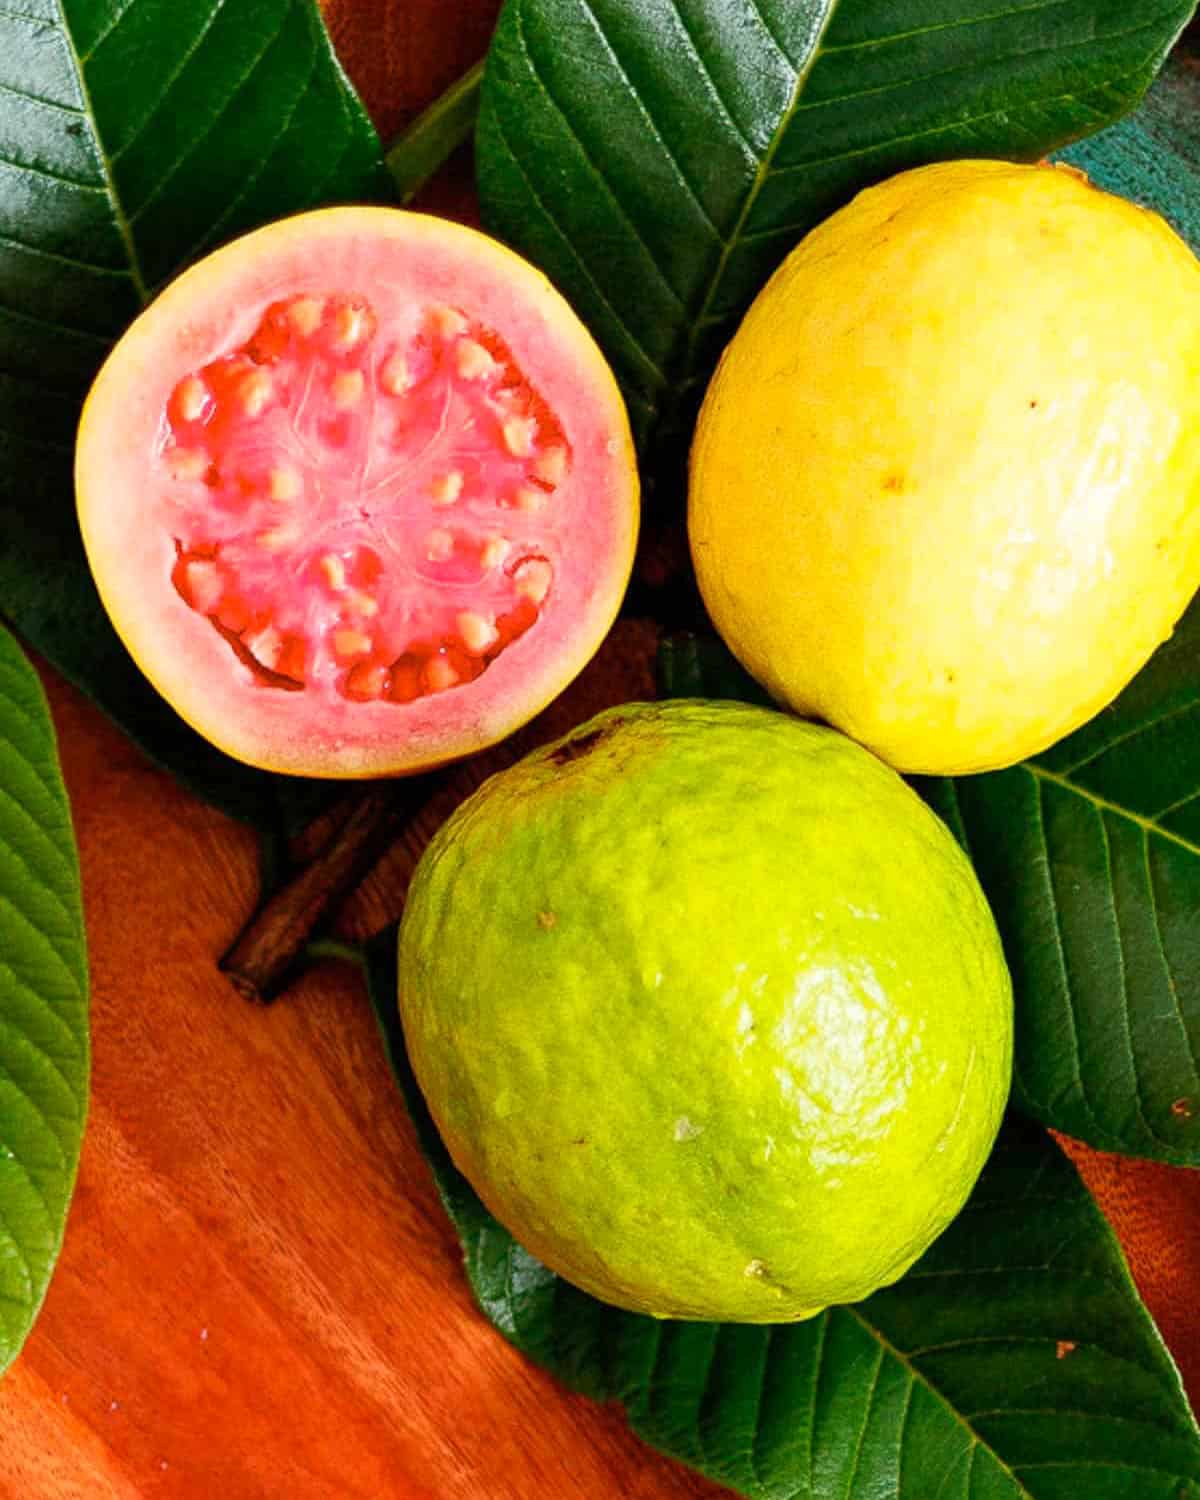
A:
<box><xmin>572</xmin><ymin>0</ymin><xmax>723</xmax><ymax>244</ymax></box>
<box><xmin>512</xmin><ymin>0</ymin><xmax>688</xmax><ymax>313</ymax></box>
<box><xmin>486</xmin><ymin>94</ymin><xmax>667</xmax><ymax>399</ymax></box>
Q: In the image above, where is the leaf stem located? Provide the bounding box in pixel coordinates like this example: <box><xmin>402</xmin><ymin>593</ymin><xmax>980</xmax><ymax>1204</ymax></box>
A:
<box><xmin>305</xmin><ymin>936</ymin><xmax>367</xmax><ymax>971</ymax></box>
<box><xmin>219</xmin><ymin>779</ymin><xmax>433</xmax><ymax>1003</ymax></box>
<box><xmin>386</xmin><ymin>60</ymin><xmax>485</xmax><ymax>204</ymax></box>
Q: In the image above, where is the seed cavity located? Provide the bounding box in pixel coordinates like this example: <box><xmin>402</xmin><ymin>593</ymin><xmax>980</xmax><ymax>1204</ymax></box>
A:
<box><xmin>165</xmin><ymin>292</ymin><xmax>568</xmax><ymax>703</ymax></box>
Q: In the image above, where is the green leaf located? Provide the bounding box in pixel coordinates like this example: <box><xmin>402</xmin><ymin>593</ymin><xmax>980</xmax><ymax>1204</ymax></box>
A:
<box><xmin>0</xmin><ymin>0</ymin><xmax>392</xmax><ymax>828</ymax></box>
<box><xmin>367</xmin><ymin>932</ymin><xmax>1200</xmax><ymax>1500</ymax></box>
<box><xmin>476</xmin><ymin>0</ymin><xmax>1194</xmax><ymax>463</ymax></box>
<box><xmin>0</xmin><ymin>626</ymin><xmax>88</xmax><ymax>1376</ymax></box>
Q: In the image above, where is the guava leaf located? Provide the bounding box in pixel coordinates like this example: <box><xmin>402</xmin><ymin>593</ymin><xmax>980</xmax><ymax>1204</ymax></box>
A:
<box><xmin>366</xmin><ymin>933</ymin><xmax>1200</xmax><ymax>1500</ymax></box>
<box><xmin>0</xmin><ymin>626</ymin><xmax>88</xmax><ymax>1376</ymax></box>
<box><xmin>0</xmin><ymin>0</ymin><xmax>392</xmax><ymax>829</ymax></box>
<box><xmin>476</xmin><ymin>0</ymin><xmax>1194</xmax><ymax>467</ymax></box>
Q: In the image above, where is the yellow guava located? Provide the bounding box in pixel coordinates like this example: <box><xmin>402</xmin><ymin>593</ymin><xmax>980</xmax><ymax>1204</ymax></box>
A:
<box><xmin>688</xmin><ymin>160</ymin><xmax>1200</xmax><ymax>775</ymax></box>
<box><xmin>398</xmin><ymin>701</ymin><xmax>1012</xmax><ymax>1322</ymax></box>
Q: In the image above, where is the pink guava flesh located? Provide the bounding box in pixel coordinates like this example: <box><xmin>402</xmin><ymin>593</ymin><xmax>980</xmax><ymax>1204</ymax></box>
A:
<box><xmin>76</xmin><ymin>210</ymin><xmax>639</xmax><ymax>776</ymax></box>
<box><xmin>167</xmin><ymin>295</ymin><xmax>567</xmax><ymax>702</ymax></box>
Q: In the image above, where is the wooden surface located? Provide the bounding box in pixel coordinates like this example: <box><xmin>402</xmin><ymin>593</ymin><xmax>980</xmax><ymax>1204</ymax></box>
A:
<box><xmin>0</xmin><ymin>4</ymin><xmax>1197</xmax><ymax>1495</ymax></box>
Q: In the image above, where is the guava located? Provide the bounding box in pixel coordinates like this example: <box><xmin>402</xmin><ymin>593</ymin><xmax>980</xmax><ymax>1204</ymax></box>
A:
<box><xmin>76</xmin><ymin>208</ymin><xmax>639</xmax><ymax>777</ymax></box>
<box><xmin>398</xmin><ymin>700</ymin><xmax>1012</xmax><ymax>1323</ymax></box>
<box><xmin>689</xmin><ymin>160</ymin><xmax>1200</xmax><ymax>776</ymax></box>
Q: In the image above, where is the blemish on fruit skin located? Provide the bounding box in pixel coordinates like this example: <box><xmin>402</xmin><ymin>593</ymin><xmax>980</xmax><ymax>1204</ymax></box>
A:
<box><xmin>882</xmin><ymin>472</ymin><xmax>906</xmax><ymax>493</ymax></box>
<box><xmin>673</xmin><ymin>1116</ymin><xmax>702</xmax><ymax>1142</ymax></box>
<box><xmin>537</xmin><ymin>910</ymin><xmax>557</xmax><ymax>930</ymax></box>
<box><xmin>1056</xmin><ymin>1340</ymin><xmax>1077</xmax><ymax>1359</ymax></box>
<box><xmin>1172</xmin><ymin>1097</ymin><xmax>1195</xmax><ymax>1120</ymax></box>
<box><xmin>550</xmin><ymin>728</ymin><xmax>606</xmax><ymax>765</ymax></box>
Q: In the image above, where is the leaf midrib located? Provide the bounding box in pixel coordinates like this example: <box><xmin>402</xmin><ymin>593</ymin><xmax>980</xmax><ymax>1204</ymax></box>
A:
<box><xmin>843</xmin><ymin>1304</ymin><xmax>1034</xmax><ymax>1500</ymax></box>
<box><xmin>676</xmin><ymin>0</ymin><xmax>840</xmax><ymax>386</ymax></box>
<box><xmin>1029</xmin><ymin>761</ymin><xmax>1200</xmax><ymax>860</ymax></box>
<box><xmin>50</xmin><ymin>0</ymin><xmax>149</xmax><ymax>304</ymax></box>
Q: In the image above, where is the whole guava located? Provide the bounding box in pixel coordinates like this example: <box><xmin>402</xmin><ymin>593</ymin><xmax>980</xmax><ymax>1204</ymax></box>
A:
<box><xmin>689</xmin><ymin>160</ymin><xmax>1200</xmax><ymax>775</ymax></box>
<box><xmin>398</xmin><ymin>700</ymin><xmax>1012</xmax><ymax>1322</ymax></box>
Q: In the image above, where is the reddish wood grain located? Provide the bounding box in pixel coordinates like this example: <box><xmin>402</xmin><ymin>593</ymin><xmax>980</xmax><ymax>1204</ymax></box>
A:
<box><xmin>0</xmin><ymin>4</ymin><xmax>1195</xmax><ymax>1495</ymax></box>
<box><xmin>0</xmin><ymin>640</ymin><xmax>730</xmax><ymax>1500</ymax></box>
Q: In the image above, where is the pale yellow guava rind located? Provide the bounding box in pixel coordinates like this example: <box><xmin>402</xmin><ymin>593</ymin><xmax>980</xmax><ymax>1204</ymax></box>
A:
<box><xmin>689</xmin><ymin>160</ymin><xmax>1200</xmax><ymax>775</ymax></box>
<box><xmin>398</xmin><ymin>700</ymin><xmax>1012</xmax><ymax>1322</ymax></box>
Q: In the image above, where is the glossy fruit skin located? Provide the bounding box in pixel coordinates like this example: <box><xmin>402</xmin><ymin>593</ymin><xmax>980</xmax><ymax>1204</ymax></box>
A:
<box><xmin>75</xmin><ymin>207</ymin><xmax>638</xmax><ymax>779</ymax></box>
<box><xmin>689</xmin><ymin>161</ymin><xmax>1200</xmax><ymax>776</ymax></box>
<box><xmin>398</xmin><ymin>700</ymin><xmax>1013</xmax><ymax>1322</ymax></box>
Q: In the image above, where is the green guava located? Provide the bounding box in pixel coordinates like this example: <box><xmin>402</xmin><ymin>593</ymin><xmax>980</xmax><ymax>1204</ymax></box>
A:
<box><xmin>398</xmin><ymin>700</ymin><xmax>1013</xmax><ymax>1322</ymax></box>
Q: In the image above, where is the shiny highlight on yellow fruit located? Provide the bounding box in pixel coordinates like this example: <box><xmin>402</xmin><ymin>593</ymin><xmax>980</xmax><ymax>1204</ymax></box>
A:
<box><xmin>688</xmin><ymin>160</ymin><xmax>1200</xmax><ymax>775</ymax></box>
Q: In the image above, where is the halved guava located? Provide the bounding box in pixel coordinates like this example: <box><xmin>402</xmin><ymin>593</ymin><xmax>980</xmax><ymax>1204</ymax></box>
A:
<box><xmin>76</xmin><ymin>208</ymin><xmax>639</xmax><ymax>777</ymax></box>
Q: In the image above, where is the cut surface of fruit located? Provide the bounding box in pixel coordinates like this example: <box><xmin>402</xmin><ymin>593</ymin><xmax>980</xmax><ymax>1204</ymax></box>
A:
<box><xmin>77</xmin><ymin>209</ymin><xmax>639</xmax><ymax>777</ymax></box>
